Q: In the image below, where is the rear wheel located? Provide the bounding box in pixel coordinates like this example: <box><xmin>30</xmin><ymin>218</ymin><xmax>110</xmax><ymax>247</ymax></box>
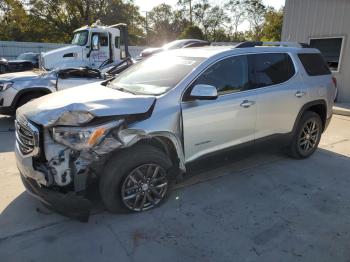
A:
<box><xmin>289</xmin><ymin>111</ymin><xmax>322</xmax><ymax>159</ymax></box>
<box><xmin>99</xmin><ymin>144</ymin><xmax>174</xmax><ymax>213</ymax></box>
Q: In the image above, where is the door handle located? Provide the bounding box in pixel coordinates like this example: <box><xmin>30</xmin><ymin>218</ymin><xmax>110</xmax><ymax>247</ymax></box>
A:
<box><xmin>240</xmin><ymin>100</ymin><xmax>255</xmax><ymax>108</ymax></box>
<box><xmin>295</xmin><ymin>91</ymin><xmax>306</xmax><ymax>98</ymax></box>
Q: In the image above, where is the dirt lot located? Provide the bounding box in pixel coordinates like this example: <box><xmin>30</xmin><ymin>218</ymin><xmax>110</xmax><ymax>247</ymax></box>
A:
<box><xmin>0</xmin><ymin>114</ymin><xmax>350</xmax><ymax>262</ymax></box>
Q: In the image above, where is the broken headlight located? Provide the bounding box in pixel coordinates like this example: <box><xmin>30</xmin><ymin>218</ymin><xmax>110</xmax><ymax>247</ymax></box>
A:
<box><xmin>52</xmin><ymin>121</ymin><xmax>120</xmax><ymax>150</ymax></box>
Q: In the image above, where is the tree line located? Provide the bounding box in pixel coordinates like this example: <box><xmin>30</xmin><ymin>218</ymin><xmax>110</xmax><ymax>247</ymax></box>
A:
<box><xmin>0</xmin><ymin>0</ymin><xmax>283</xmax><ymax>46</ymax></box>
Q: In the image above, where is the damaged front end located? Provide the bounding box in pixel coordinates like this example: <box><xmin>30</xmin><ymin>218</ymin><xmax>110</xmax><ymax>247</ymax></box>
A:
<box><xmin>15</xmin><ymin>102</ymin><xmax>160</xmax><ymax>221</ymax></box>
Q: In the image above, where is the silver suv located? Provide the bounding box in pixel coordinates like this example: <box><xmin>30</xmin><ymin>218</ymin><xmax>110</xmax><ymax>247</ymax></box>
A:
<box><xmin>15</xmin><ymin>43</ymin><xmax>335</xmax><ymax>220</ymax></box>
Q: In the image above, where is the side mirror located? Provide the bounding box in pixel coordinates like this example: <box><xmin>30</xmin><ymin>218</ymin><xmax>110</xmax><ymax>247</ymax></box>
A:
<box><xmin>190</xmin><ymin>84</ymin><xmax>218</xmax><ymax>100</ymax></box>
<box><xmin>92</xmin><ymin>35</ymin><xmax>100</xmax><ymax>50</ymax></box>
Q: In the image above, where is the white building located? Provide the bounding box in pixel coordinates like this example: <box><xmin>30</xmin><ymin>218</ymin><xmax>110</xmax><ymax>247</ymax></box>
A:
<box><xmin>282</xmin><ymin>0</ymin><xmax>350</xmax><ymax>102</ymax></box>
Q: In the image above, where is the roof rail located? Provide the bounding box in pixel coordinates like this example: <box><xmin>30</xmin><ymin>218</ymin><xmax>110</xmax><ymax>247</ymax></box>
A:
<box><xmin>235</xmin><ymin>41</ymin><xmax>308</xmax><ymax>48</ymax></box>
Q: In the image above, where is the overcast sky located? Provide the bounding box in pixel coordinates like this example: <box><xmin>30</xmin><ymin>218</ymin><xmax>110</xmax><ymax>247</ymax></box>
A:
<box><xmin>135</xmin><ymin>0</ymin><xmax>285</xmax><ymax>12</ymax></box>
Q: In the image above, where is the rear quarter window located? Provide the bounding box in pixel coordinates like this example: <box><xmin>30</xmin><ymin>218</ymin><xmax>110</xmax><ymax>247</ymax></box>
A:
<box><xmin>298</xmin><ymin>53</ymin><xmax>331</xmax><ymax>76</ymax></box>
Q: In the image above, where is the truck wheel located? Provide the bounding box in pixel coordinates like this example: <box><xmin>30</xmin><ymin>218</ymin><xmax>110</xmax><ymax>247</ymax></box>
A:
<box><xmin>16</xmin><ymin>93</ymin><xmax>44</xmax><ymax>109</ymax></box>
<box><xmin>99</xmin><ymin>144</ymin><xmax>174</xmax><ymax>213</ymax></box>
<box><xmin>289</xmin><ymin>111</ymin><xmax>322</xmax><ymax>159</ymax></box>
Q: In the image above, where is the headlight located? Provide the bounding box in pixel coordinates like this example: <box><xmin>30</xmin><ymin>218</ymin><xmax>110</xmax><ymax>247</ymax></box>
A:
<box><xmin>52</xmin><ymin>121</ymin><xmax>120</xmax><ymax>150</ymax></box>
<box><xmin>0</xmin><ymin>81</ymin><xmax>13</xmax><ymax>92</ymax></box>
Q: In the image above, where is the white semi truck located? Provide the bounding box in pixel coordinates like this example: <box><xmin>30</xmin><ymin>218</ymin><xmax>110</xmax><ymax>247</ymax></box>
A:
<box><xmin>40</xmin><ymin>21</ymin><xmax>130</xmax><ymax>70</ymax></box>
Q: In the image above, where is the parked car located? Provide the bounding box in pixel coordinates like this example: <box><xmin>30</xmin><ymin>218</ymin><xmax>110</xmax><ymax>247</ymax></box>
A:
<box><xmin>139</xmin><ymin>39</ymin><xmax>210</xmax><ymax>58</ymax></box>
<box><xmin>6</xmin><ymin>52</ymin><xmax>40</xmax><ymax>73</ymax></box>
<box><xmin>0</xmin><ymin>58</ymin><xmax>133</xmax><ymax>115</ymax></box>
<box><xmin>15</xmin><ymin>42</ymin><xmax>335</xmax><ymax>221</ymax></box>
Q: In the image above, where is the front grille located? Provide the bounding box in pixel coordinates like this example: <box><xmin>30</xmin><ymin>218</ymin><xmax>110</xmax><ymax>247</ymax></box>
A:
<box><xmin>15</xmin><ymin>115</ymin><xmax>40</xmax><ymax>157</ymax></box>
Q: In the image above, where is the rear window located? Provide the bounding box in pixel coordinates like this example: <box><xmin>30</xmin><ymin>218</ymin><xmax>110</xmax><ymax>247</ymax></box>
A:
<box><xmin>298</xmin><ymin>53</ymin><xmax>331</xmax><ymax>76</ymax></box>
<box><xmin>249</xmin><ymin>53</ymin><xmax>295</xmax><ymax>89</ymax></box>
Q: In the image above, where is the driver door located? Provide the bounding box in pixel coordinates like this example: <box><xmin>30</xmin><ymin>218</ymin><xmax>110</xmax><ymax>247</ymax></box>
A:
<box><xmin>181</xmin><ymin>55</ymin><xmax>257</xmax><ymax>162</ymax></box>
<box><xmin>90</xmin><ymin>33</ymin><xmax>110</xmax><ymax>69</ymax></box>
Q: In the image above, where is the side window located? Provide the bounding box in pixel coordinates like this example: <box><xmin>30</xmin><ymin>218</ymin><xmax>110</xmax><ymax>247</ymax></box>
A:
<box><xmin>192</xmin><ymin>55</ymin><xmax>249</xmax><ymax>95</ymax></box>
<box><xmin>99</xmin><ymin>33</ymin><xmax>108</xmax><ymax>46</ymax></box>
<box><xmin>298</xmin><ymin>53</ymin><xmax>331</xmax><ymax>76</ymax></box>
<box><xmin>249</xmin><ymin>53</ymin><xmax>295</xmax><ymax>89</ymax></box>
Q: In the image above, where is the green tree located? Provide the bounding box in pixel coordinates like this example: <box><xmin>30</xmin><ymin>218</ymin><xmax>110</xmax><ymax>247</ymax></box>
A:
<box><xmin>244</xmin><ymin>0</ymin><xmax>266</xmax><ymax>40</ymax></box>
<box><xmin>148</xmin><ymin>4</ymin><xmax>189</xmax><ymax>46</ymax></box>
<box><xmin>211</xmin><ymin>28</ymin><xmax>231</xmax><ymax>42</ymax></box>
<box><xmin>261</xmin><ymin>8</ymin><xmax>283</xmax><ymax>41</ymax></box>
<box><xmin>0</xmin><ymin>0</ymin><xmax>144</xmax><ymax>44</ymax></box>
<box><xmin>177</xmin><ymin>0</ymin><xmax>193</xmax><ymax>25</ymax></box>
<box><xmin>225</xmin><ymin>0</ymin><xmax>247</xmax><ymax>34</ymax></box>
<box><xmin>192</xmin><ymin>1</ymin><xmax>229</xmax><ymax>40</ymax></box>
<box><xmin>0</xmin><ymin>0</ymin><xmax>30</xmax><ymax>41</ymax></box>
<box><xmin>179</xmin><ymin>25</ymin><xmax>204</xmax><ymax>39</ymax></box>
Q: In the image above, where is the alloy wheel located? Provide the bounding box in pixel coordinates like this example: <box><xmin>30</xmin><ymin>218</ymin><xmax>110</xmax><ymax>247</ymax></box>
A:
<box><xmin>121</xmin><ymin>163</ymin><xmax>168</xmax><ymax>211</ymax></box>
<box><xmin>298</xmin><ymin>120</ymin><xmax>320</xmax><ymax>153</ymax></box>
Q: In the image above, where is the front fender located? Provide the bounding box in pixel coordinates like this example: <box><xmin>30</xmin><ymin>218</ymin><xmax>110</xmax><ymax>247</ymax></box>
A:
<box><xmin>115</xmin><ymin>129</ymin><xmax>186</xmax><ymax>172</ymax></box>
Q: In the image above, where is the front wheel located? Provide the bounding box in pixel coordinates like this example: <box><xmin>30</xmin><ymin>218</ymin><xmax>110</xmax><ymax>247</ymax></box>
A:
<box><xmin>289</xmin><ymin>111</ymin><xmax>322</xmax><ymax>159</ymax></box>
<box><xmin>99</xmin><ymin>144</ymin><xmax>174</xmax><ymax>213</ymax></box>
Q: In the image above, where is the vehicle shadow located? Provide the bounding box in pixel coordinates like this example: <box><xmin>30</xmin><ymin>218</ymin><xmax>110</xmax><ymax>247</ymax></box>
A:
<box><xmin>1</xmin><ymin>147</ymin><xmax>349</xmax><ymax>237</ymax></box>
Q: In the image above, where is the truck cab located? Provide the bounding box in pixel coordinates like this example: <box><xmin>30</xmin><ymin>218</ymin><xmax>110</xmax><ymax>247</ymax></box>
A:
<box><xmin>40</xmin><ymin>21</ymin><xmax>129</xmax><ymax>70</ymax></box>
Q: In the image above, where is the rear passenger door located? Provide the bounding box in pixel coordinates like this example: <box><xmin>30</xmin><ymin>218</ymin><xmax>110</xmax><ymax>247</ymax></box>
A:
<box><xmin>250</xmin><ymin>53</ymin><xmax>307</xmax><ymax>139</ymax></box>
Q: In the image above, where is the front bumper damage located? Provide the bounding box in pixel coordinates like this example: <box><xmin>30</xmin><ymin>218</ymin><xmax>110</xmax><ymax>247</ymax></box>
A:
<box><xmin>20</xmin><ymin>174</ymin><xmax>92</xmax><ymax>222</ymax></box>
<box><xmin>15</xmin><ymin>143</ymin><xmax>93</xmax><ymax>221</ymax></box>
<box><xmin>15</xmin><ymin>116</ymin><xmax>185</xmax><ymax>222</ymax></box>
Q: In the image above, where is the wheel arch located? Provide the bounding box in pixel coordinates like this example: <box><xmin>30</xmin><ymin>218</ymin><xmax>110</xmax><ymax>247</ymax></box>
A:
<box><xmin>13</xmin><ymin>87</ymin><xmax>52</xmax><ymax>108</ymax></box>
<box><xmin>293</xmin><ymin>99</ymin><xmax>328</xmax><ymax>134</ymax></box>
<box><xmin>133</xmin><ymin>134</ymin><xmax>186</xmax><ymax>173</ymax></box>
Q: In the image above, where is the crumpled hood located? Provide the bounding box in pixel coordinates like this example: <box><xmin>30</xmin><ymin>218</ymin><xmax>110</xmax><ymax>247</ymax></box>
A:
<box><xmin>0</xmin><ymin>71</ymin><xmax>41</xmax><ymax>82</ymax></box>
<box><xmin>17</xmin><ymin>82</ymin><xmax>156</xmax><ymax>127</ymax></box>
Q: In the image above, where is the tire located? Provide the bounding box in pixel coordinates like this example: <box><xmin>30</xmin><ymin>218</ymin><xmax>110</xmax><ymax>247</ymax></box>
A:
<box><xmin>99</xmin><ymin>144</ymin><xmax>174</xmax><ymax>214</ymax></box>
<box><xmin>16</xmin><ymin>93</ymin><xmax>44</xmax><ymax>109</ymax></box>
<box><xmin>289</xmin><ymin>111</ymin><xmax>323</xmax><ymax>159</ymax></box>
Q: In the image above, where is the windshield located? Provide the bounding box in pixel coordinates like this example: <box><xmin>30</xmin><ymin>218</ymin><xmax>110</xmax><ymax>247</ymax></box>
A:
<box><xmin>16</xmin><ymin>53</ymin><xmax>36</xmax><ymax>60</ymax></box>
<box><xmin>71</xmin><ymin>30</ymin><xmax>89</xmax><ymax>46</ymax></box>
<box><xmin>109</xmin><ymin>53</ymin><xmax>204</xmax><ymax>95</ymax></box>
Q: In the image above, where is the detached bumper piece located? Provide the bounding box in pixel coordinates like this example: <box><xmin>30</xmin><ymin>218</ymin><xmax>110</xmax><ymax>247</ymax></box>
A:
<box><xmin>21</xmin><ymin>174</ymin><xmax>92</xmax><ymax>222</ymax></box>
